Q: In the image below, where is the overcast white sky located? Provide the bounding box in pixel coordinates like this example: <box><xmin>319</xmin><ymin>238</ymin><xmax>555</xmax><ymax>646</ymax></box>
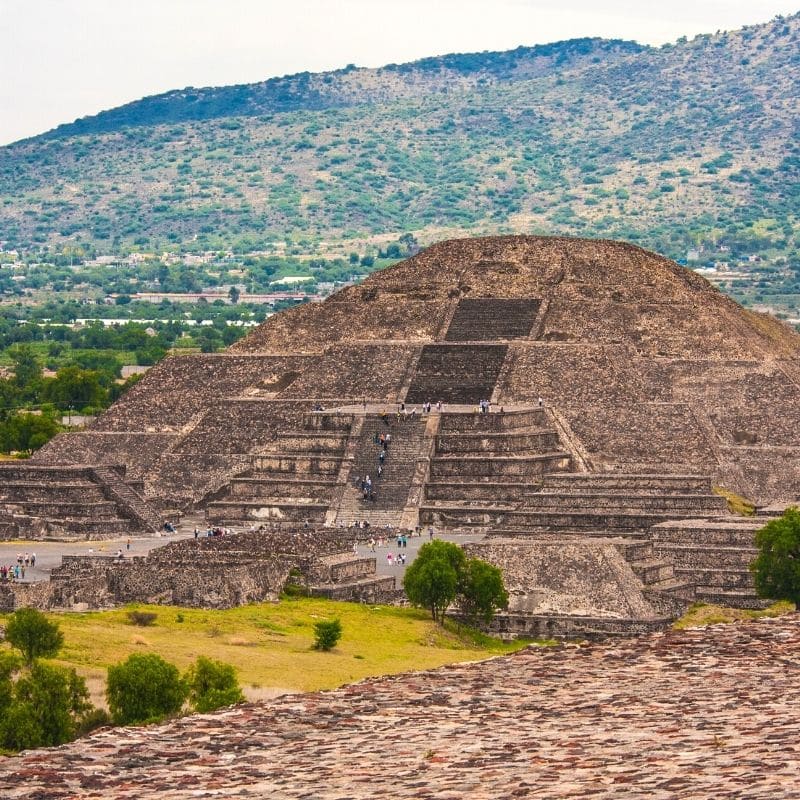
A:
<box><xmin>1</xmin><ymin>0</ymin><xmax>797</xmax><ymax>145</ymax></box>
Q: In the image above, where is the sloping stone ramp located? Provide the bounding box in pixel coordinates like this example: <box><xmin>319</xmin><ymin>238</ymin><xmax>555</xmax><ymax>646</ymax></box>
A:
<box><xmin>3</xmin><ymin>615</ymin><xmax>799</xmax><ymax>798</ymax></box>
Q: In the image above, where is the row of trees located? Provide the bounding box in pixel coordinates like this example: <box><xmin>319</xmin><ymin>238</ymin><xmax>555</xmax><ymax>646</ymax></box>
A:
<box><xmin>0</xmin><ymin>609</ymin><xmax>244</xmax><ymax>752</ymax></box>
<box><xmin>403</xmin><ymin>540</ymin><xmax>508</xmax><ymax>624</ymax></box>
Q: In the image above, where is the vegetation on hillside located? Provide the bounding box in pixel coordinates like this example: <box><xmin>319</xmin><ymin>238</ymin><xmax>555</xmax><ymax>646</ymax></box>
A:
<box><xmin>0</xmin><ymin>14</ymin><xmax>797</xmax><ymax>278</ymax></box>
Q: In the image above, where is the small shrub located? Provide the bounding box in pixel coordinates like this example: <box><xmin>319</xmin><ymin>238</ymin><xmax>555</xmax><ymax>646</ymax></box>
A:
<box><xmin>282</xmin><ymin>568</ymin><xmax>309</xmax><ymax>598</ymax></box>
<box><xmin>106</xmin><ymin>653</ymin><xmax>188</xmax><ymax>725</ymax></box>
<box><xmin>75</xmin><ymin>707</ymin><xmax>112</xmax><ymax>737</ymax></box>
<box><xmin>313</xmin><ymin>619</ymin><xmax>342</xmax><ymax>651</ymax></box>
<box><xmin>5</xmin><ymin>608</ymin><xmax>64</xmax><ymax>665</ymax></box>
<box><xmin>127</xmin><ymin>610</ymin><xmax>158</xmax><ymax>627</ymax></box>
<box><xmin>184</xmin><ymin>656</ymin><xmax>244</xmax><ymax>713</ymax></box>
<box><xmin>175</xmin><ymin>613</ymin><xmax>184</xmax><ymax>623</ymax></box>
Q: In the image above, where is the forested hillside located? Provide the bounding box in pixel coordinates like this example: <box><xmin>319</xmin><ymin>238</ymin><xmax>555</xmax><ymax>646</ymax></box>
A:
<box><xmin>0</xmin><ymin>14</ymin><xmax>797</xmax><ymax>268</ymax></box>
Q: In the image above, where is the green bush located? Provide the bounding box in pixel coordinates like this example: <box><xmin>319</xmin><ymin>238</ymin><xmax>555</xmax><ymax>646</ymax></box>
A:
<box><xmin>184</xmin><ymin>656</ymin><xmax>244</xmax><ymax>713</ymax></box>
<box><xmin>751</xmin><ymin>507</ymin><xmax>800</xmax><ymax>607</ymax></box>
<box><xmin>313</xmin><ymin>619</ymin><xmax>342</xmax><ymax>651</ymax></box>
<box><xmin>0</xmin><ymin>662</ymin><xmax>91</xmax><ymax>751</ymax></box>
<box><xmin>106</xmin><ymin>653</ymin><xmax>188</xmax><ymax>725</ymax></box>
<box><xmin>5</xmin><ymin>608</ymin><xmax>64</xmax><ymax>666</ymax></box>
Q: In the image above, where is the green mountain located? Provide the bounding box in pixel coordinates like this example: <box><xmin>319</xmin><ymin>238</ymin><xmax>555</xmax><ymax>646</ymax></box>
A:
<box><xmin>0</xmin><ymin>14</ymin><xmax>798</xmax><ymax>272</ymax></box>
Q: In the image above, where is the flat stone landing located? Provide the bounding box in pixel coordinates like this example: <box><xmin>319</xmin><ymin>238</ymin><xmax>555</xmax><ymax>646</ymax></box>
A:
<box><xmin>5</xmin><ymin>615</ymin><xmax>800</xmax><ymax>798</ymax></box>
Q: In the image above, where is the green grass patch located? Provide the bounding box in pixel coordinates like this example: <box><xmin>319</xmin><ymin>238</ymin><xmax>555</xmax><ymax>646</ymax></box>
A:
<box><xmin>673</xmin><ymin>600</ymin><xmax>794</xmax><ymax>630</ymax></box>
<box><xmin>0</xmin><ymin>598</ymin><xmax>532</xmax><ymax>704</ymax></box>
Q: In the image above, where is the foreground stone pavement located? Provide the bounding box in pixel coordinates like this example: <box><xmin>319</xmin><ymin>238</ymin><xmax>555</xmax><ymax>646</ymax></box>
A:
<box><xmin>3</xmin><ymin>616</ymin><xmax>800</xmax><ymax>799</ymax></box>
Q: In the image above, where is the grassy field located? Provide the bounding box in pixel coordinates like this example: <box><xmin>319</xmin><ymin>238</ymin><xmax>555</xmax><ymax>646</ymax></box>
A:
<box><xmin>0</xmin><ymin>599</ymin><xmax>534</xmax><ymax>706</ymax></box>
<box><xmin>673</xmin><ymin>600</ymin><xmax>794</xmax><ymax>630</ymax></box>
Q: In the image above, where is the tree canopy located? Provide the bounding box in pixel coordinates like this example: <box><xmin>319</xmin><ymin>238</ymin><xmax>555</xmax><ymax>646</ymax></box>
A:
<box><xmin>751</xmin><ymin>506</ymin><xmax>800</xmax><ymax>607</ymax></box>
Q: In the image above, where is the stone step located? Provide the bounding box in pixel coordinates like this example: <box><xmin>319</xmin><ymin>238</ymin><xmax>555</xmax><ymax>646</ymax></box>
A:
<box><xmin>541</xmin><ymin>473</ymin><xmax>714</xmax><ymax>494</ymax></box>
<box><xmin>488</xmin><ymin>527</ymin><xmax>648</xmax><ymax>540</ymax></box>
<box><xmin>229</xmin><ymin>478</ymin><xmax>336</xmax><ymax>500</ymax></box>
<box><xmin>12</xmin><ymin>501</ymin><xmax>121</xmax><ymax>519</ymax></box>
<box><xmin>425</xmin><ymin>482</ymin><xmax>539</xmax><ymax>502</ymax></box>
<box><xmin>628</xmin><ymin>558</ymin><xmax>676</xmax><ymax>584</ymax></box>
<box><xmin>674</xmin><ymin>567</ymin><xmax>753</xmax><ymax>590</ymax></box>
<box><xmin>0</xmin><ymin>485</ymin><xmax>108</xmax><ymax>503</ymax></box>
<box><xmin>436</xmin><ymin>431</ymin><xmax>561</xmax><ymax>454</ymax></box>
<box><xmin>437</xmin><ymin>408</ymin><xmax>549</xmax><ymax>433</ymax></box>
<box><xmin>653</xmin><ymin>543</ymin><xmax>759</xmax><ymax>569</ymax></box>
<box><xmin>310</xmin><ymin>575</ymin><xmax>397</xmax><ymax>603</ymax></box>
<box><xmin>503</xmin><ymin>509</ymin><xmax>706</xmax><ymax>531</ymax></box>
<box><xmin>207</xmin><ymin>501</ymin><xmax>329</xmax><ymax>524</ymax></box>
<box><xmin>693</xmin><ymin>587</ymin><xmax>770</xmax><ymax>609</ymax></box>
<box><xmin>430</xmin><ymin>453</ymin><xmax>572</xmax><ymax>479</ymax></box>
<box><xmin>650</xmin><ymin>521</ymin><xmax>761</xmax><ymax>546</ymax></box>
<box><xmin>250</xmin><ymin>454</ymin><xmax>341</xmax><ymax>475</ymax></box>
<box><xmin>39</xmin><ymin>517</ymin><xmax>135</xmax><ymax>535</ymax></box>
<box><xmin>523</xmin><ymin>493</ymin><xmax>728</xmax><ymax>512</ymax></box>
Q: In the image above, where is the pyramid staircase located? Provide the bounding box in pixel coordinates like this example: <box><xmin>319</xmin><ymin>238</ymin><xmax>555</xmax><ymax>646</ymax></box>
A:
<box><xmin>0</xmin><ymin>464</ymin><xmax>157</xmax><ymax>540</ymax></box>
<box><xmin>649</xmin><ymin>518</ymin><xmax>770</xmax><ymax>608</ymax></box>
<box><xmin>496</xmin><ymin>474</ymin><xmax>728</xmax><ymax>537</ymax></box>
<box><xmin>443</xmin><ymin>298</ymin><xmax>541</xmax><ymax>341</ymax></box>
<box><xmin>334</xmin><ymin>414</ymin><xmax>427</xmax><ymax>528</ymax></box>
<box><xmin>418</xmin><ymin>408</ymin><xmax>572</xmax><ymax>528</ymax></box>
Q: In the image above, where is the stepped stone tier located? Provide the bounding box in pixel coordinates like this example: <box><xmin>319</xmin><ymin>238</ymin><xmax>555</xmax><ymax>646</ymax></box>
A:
<box><xmin>3</xmin><ymin>616</ymin><xmax>800</xmax><ymax>799</ymax></box>
<box><xmin>7</xmin><ymin>235</ymin><xmax>800</xmax><ymax>625</ymax></box>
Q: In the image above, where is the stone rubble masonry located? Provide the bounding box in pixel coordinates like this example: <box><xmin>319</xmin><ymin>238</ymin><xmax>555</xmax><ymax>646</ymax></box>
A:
<box><xmin>0</xmin><ymin>528</ymin><xmax>396</xmax><ymax>612</ymax></box>
<box><xmin>7</xmin><ymin>234</ymin><xmax>800</xmax><ymax>631</ymax></box>
<box><xmin>2</xmin><ymin>615</ymin><xmax>799</xmax><ymax>799</ymax></box>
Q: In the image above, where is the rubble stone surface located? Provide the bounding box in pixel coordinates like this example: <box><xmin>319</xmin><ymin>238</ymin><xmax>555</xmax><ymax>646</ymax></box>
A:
<box><xmin>3</xmin><ymin>615</ymin><xmax>799</xmax><ymax>799</ymax></box>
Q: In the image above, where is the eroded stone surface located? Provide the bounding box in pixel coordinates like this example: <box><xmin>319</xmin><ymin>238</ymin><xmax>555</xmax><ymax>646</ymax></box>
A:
<box><xmin>3</xmin><ymin>615</ymin><xmax>799</xmax><ymax>798</ymax></box>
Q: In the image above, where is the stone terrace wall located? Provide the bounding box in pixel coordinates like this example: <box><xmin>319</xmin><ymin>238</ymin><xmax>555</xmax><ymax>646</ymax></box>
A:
<box><xmin>278</xmin><ymin>344</ymin><xmax>418</xmax><ymax>401</ymax></box>
<box><xmin>88</xmin><ymin>354</ymin><xmax>306</xmax><ymax>432</ymax></box>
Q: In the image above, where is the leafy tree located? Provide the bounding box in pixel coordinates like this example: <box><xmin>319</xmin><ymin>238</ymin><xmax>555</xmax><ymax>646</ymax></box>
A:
<box><xmin>458</xmin><ymin>558</ymin><xmax>509</xmax><ymax>624</ymax></box>
<box><xmin>751</xmin><ymin>506</ymin><xmax>800</xmax><ymax>607</ymax></box>
<box><xmin>106</xmin><ymin>653</ymin><xmax>188</xmax><ymax>725</ymax></box>
<box><xmin>10</xmin><ymin>344</ymin><xmax>41</xmax><ymax>389</ymax></box>
<box><xmin>403</xmin><ymin>541</ymin><xmax>464</xmax><ymax>623</ymax></box>
<box><xmin>0</xmin><ymin>410</ymin><xmax>61</xmax><ymax>454</ymax></box>
<box><xmin>43</xmin><ymin>366</ymin><xmax>107</xmax><ymax>409</ymax></box>
<box><xmin>184</xmin><ymin>656</ymin><xmax>244</xmax><ymax>712</ymax></box>
<box><xmin>228</xmin><ymin>285</ymin><xmax>240</xmax><ymax>304</ymax></box>
<box><xmin>5</xmin><ymin>608</ymin><xmax>64</xmax><ymax>666</ymax></box>
<box><xmin>404</xmin><ymin>541</ymin><xmax>508</xmax><ymax>625</ymax></box>
<box><xmin>312</xmin><ymin>619</ymin><xmax>342</xmax><ymax>651</ymax></box>
<box><xmin>0</xmin><ymin>663</ymin><xmax>91</xmax><ymax>750</ymax></box>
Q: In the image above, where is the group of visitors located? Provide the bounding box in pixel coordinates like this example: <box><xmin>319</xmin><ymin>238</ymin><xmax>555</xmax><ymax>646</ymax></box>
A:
<box><xmin>1</xmin><ymin>552</ymin><xmax>36</xmax><ymax>582</ymax></box>
<box><xmin>194</xmin><ymin>527</ymin><xmax>230</xmax><ymax>538</ymax></box>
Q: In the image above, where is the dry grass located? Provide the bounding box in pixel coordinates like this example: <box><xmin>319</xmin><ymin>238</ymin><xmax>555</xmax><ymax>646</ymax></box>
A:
<box><xmin>673</xmin><ymin>600</ymin><xmax>795</xmax><ymax>630</ymax></box>
<box><xmin>0</xmin><ymin>599</ymin><xmax>531</xmax><ymax>706</ymax></box>
<box><xmin>713</xmin><ymin>486</ymin><xmax>756</xmax><ymax>516</ymax></box>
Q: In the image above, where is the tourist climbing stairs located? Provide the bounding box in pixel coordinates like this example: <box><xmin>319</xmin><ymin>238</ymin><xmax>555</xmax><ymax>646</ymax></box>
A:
<box><xmin>335</xmin><ymin>414</ymin><xmax>426</xmax><ymax>528</ymax></box>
